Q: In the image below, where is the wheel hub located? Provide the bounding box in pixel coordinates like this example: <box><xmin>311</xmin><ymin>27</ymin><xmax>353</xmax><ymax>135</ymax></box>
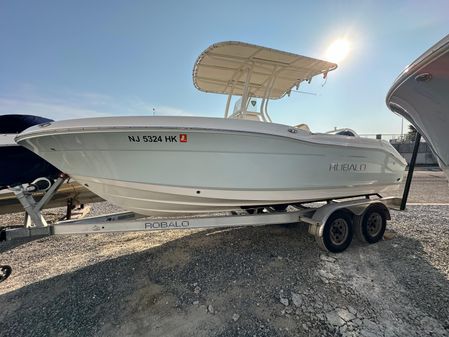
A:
<box><xmin>367</xmin><ymin>213</ymin><xmax>382</xmax><ymax>237</ymax></box>
<box><xmin>329</xmin><ymin>219</ymin><xmax>348</xmax><ymax>245</ymax></box>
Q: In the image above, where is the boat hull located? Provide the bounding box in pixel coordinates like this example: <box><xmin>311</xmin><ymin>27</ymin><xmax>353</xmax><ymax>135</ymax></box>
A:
<box><xmin>387</xmin><ymin>34</ymin><xmax>449</xmax><ymax>178</ymax></box>
<box><xmin>0</xmin><ymin>144</ymin><xmax>60</xmax><ymax>189</ymax></box>
<box><xmin>0</xmin><ymin>145</ymin><xmax>60</xmax><ymax>190</ymax></box>
<box><xmin>16</xmin><ymin>117</ymin><xmax>406</xmax><ymax>216</ymax></box>
<box><xmin>70</xmin><ymin>175</ymin><xmax>401</xmax><ymax>215</ymax></box>
<box><xmin>0</xmin><ymin>114</ymin><xmax>61</xmax><ymax>189</ymax></box>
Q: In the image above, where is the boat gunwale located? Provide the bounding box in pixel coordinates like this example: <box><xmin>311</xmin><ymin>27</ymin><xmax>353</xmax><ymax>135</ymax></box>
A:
<box><xmin>15</xmin><ymin>125</ymin><xmax>406</xmax><ymax>164</ymax></box>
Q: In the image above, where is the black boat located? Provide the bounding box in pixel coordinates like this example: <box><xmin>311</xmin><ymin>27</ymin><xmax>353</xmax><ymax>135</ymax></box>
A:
<box><xmin>0</xmin><ymin>114</ymin><xmax>60</xmax><ymax>190</ymax></box>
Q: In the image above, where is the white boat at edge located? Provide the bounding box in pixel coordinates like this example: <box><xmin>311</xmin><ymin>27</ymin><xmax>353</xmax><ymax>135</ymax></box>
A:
<box><xmin>387</xmin><ymin>34</ymin><xmax>449</xmax><ymax>177</ymax></box>
<box><xmin>16</xmin><ymin>41</ymin><xmax>406</xmax><ymax>216</ymax></box>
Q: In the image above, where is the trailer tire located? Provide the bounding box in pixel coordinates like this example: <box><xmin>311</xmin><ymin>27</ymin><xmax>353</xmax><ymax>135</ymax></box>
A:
<box><xmin>356</xmin><ymin>204</ymin><xmax>387</xmax><ymax>244</ymax></box>
<box><xmin>0</xmin><ymin>265</ymin><xmax>12</xmax><ymax>283</ymax></box>
<box><xmin>316</xmin><ymin>210</ymin><xmax>353</xmax><ymax>253</ymax></box>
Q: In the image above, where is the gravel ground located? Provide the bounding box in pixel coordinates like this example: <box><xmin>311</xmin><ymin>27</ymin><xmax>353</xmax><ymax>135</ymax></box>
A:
<box><xmin>0</xmin><ymin>171</ymin><xmax>448</xmax><ymax>337</ymax></box>
<box><xmin>396</xmin><ymin>170</ymin><xmax>449</xmax><ymax>204</ymax></box>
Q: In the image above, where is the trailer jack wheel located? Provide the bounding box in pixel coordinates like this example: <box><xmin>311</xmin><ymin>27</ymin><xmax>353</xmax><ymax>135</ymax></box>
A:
<box><xmin>356</xmin><ymin>205</ymin><xmax>387</xmax><ymax>244</ymax></box>
<box><xmin>317</xmin><ymin>210</ymin><xmax>353</xmax><ymax>253</ymax></box>
<box><xmin>0</xmin><ymin>265</ymin><xmax>12</xmax><ymax>283</ymax></box>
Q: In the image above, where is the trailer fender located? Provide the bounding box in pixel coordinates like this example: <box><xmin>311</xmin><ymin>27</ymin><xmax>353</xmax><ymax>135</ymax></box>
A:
<box><xmin>311</xmin><ymin>201</ymin><xmax>390</xmax><ymax>238</ymax></box>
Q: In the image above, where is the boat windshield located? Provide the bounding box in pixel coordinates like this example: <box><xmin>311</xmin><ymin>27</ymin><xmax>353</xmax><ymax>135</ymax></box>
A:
<box><xmin>229</xmin><ymin>97</ymin><xmax>266</xmax><ymax>121</ymax></box>
<box><xmin>326</xmin><ymin>128</ymin><xmax>359</xmax><ymax>137</ymax></box>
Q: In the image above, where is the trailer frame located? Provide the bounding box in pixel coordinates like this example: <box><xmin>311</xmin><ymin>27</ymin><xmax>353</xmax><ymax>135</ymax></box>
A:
<box><xmin>1</xmin><ymin>187</ymin><xmax>401</xmax><ymax>253</ymax></box>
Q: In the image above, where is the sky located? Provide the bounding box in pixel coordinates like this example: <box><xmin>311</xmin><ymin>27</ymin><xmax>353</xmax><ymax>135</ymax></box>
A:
<box><xmin>0</xmin><ymin>0</ymin><xmax>448</xmax><ymax>135</ymax></box>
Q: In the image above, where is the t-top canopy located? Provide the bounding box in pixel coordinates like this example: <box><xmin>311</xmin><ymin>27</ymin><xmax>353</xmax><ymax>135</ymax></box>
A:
<box><xmin>193</xmin><ymin>41</ymin><xmax>337</xmax><ymax>99</ymax></box>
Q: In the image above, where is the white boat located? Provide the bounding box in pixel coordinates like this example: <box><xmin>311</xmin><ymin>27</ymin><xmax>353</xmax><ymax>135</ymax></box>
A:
<box><xmin>16</xmin><ymin>41</ymin><xmax>406</xmax><ymax>216</ymax></box>
<box><xmin>387</xmin><ymin>34</ymin><xmax>449</xmax><ymax>177</ymax></box>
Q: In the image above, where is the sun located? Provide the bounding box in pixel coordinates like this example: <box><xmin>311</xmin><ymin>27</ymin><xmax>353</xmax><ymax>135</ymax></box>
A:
<box><xmin>325</xmin><ymin>39</ymin><xmax>351</xmax><ymax>63</ymax></box>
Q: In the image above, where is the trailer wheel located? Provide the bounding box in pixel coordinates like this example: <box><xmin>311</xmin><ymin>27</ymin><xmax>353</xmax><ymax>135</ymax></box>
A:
<box><xmin>317</xmin><ymin>210</ymin><xmax>353</xmax><ymax>253</ymax></box>
<box><xmin>0</xmin><ymin>265</ymin><xmax>12</xmax><ymax>283</ymax></box>
<box><xmin>356</xmin><ymin>204</ymin><xmax>387</xmax><ymax>244</ymax></box>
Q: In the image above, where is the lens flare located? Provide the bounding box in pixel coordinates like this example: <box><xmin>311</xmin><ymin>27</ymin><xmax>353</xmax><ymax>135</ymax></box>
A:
<box><xmin>325</xmin><ymin>39</ymin><xmax>351</xmax><ymax>63</ymax></box>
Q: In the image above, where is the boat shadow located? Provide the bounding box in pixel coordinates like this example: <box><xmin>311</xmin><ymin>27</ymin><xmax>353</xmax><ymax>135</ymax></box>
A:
<box><xmin>0</xmin><ymin>234</ymin><xmax>45</xmax><ymax>253</ymax></box>
<box><xmin>0</xmin><ymin>223</ymin><xmax>448</xmax><ymax>337</ymax></box>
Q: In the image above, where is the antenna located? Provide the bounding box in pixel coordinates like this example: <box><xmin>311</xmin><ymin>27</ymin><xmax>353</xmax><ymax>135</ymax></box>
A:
<box><xmin>291</xmin><ymin>89</ymin><xmax>318</xmax><ymax>96</ymax></box>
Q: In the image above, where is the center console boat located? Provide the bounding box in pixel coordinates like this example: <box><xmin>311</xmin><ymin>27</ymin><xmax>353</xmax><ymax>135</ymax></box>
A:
<box><xmin>16</xmin><ymin>41</ymin><xmax>406</xmax><ymax>216</ymax></box>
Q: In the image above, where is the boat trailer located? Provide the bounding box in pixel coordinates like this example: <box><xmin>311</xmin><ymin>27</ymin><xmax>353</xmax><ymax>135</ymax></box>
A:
<box><xmin>1</xmin><ymin>177</ymin><xmax>401</xmax><ymax>254</ymax></box>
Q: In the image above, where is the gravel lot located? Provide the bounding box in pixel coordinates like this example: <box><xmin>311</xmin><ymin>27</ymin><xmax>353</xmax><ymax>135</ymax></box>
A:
<box><xmin>0</xmin><ymin>170</ymin><xmax>448</xmax><ymax>337</ymax></box>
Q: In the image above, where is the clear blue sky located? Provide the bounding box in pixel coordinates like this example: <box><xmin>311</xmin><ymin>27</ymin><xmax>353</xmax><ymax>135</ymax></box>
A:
<box><xmin>0</xmin><ymin>0</ymin><xmax>447</xmax><ymax>134</ymax></box>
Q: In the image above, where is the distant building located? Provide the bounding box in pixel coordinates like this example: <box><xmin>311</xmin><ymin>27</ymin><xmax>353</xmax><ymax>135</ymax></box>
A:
<box><xmin>390</xmin><ymin>139</ymin><xmax>438</xmax><ymax>166</ymax></box>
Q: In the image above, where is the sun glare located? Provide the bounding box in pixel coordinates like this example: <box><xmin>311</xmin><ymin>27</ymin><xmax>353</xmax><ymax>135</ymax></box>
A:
<box><xmin>325</xmin><ymin>39</ymin><xmax>351</xmax><ymax>63</ymax></box>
